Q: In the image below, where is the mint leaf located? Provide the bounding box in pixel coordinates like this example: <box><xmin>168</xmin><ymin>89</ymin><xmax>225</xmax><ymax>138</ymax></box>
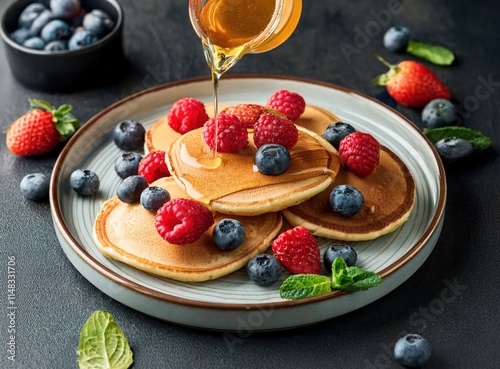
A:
<box><xmin>280</xmin><ymin>274</ymin><xmax>332</xmax><ymax>300</ymax></box>
<box><xmin>77</xmin><ymin>310</ymin><xmax>133</xmax><ymax>369</ymax></box>
<box><xmin>331</xmin><ymin>258</ymin><xmax>382</xmax><ymax>292</ymax></box>
<box><xmin>424</xmin><ymin>126</ymin><xmax>491</xmax><ymax>150</ymax></box>
<box><xmin>406</xmin><ymin>40</ymin><xmax>455</xmax><ymax>66</ymax></box>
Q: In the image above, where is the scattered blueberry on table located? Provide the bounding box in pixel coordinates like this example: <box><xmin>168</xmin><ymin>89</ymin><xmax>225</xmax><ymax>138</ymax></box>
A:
<box><xmin>383</xmin><ymin>26</ymin><xmax>410</xmax><ymax>53</ymax></box>
<box><xmin>421</xmin><ymin>99</ymin><xmax>458</xmax><ymax>128</ymax></box>
<box><xmin>394</xmin><ymin>333</ymin><xmax>432</xmax><ymax>367</ymax></box>
<box><xmin>20</xmin><ymin>173</ymin><xmax>50</xmax><ymax>201</ymax></box>
<box><xmin>10</xmin><ymin>0</ymin><xmax>115</xmax><ymax>52</ymax></box>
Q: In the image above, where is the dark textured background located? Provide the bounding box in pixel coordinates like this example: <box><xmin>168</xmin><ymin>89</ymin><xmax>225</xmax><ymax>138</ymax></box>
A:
<box><xmin>1</xmin><ymin>0</ymin><xmax>499</xmax><ymax>368</ymax></box>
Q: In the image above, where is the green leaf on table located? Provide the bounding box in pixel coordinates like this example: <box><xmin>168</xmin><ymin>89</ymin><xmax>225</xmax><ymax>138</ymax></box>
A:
<box><xmin>280</xmin><ymin>274</ymin><xmax>332</xmax><ymax>300</ymax></box>
<box><xmin>77</xmin><ymin>310</ymin><xmax>133</xmax><ymax>369</ymax></box>
<box><xmin>406</xmin><ymin>40</ymin><xmax>455</xmax><ymax>66</ymax></box>
<box><xmin>424</xmin><ymin>126</ymin><xmax>492</xmax><ymax>150</ymax></box>
<box><xmin>331</xmin><ymin>258</ymin><xmax>382</xmax><ymax>292</ymax></box>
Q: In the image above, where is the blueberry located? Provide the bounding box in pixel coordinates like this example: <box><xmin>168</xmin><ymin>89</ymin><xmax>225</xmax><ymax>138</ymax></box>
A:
<box><xmin>23</xmin><ymin>37</ymin><xmax>46</xmax><ymax>50</ymax></box>
<box><xmin>247</xmin><ymin>254</ymin><xmax>281</xmax><ymax>286</ymax></box>
<box><xmin>322</xmin><ymin>122</ymin><xmax>356</xmax><ymax>150</ymax></box>
<box><xmin>40</xmin><ymin>20</ymin><xmax>72</xmax><ymax>42</ymax></box>
<box><xmin>10</xmin><ymin>28</ymin><xmax>32</xmax><ymax>44</ymax></box>
<box><xmin>83</xmin><ymin>9</ymin><xmax>115</xmax><ymax>38</ymax></box>
<box><xmin>50</xmin><ymin>0</ymin><xmax>81</xmax><ymax>20</ymax></box>
<box><xmin>29</xmin><ymin>9</ymin><xmax>55</xmax><ymax>36</ymax></box>
<box><xmin>383</xmin><ymin>26</ymin><xmax>410</xmax><ymax>53</ymax></box>
<box><xmin>114</xmin><ymin>152</ymin><xmax>143</xmax><ymax>179</ymax></box>
<box><xmin>113</xmin><ymin>120</ymin><xmax>146</xmax><ymax>151</ymax></box>
<box><xmin>435</xmin><ymin>138</ymin><xmax>475</xmax><ymax>165</ymax></box>
<box><xmin>255</xmin><ymin>144</ymin><xmax>291</xmax><ymax>175</ymax></box>
<box><xmin>212</xmin><ymin>219</ymin><xmax>246</xmax><ymax>251</ymax></box>
<box><xmin>421</xmin><ymin>99</ymin><xmax>457</xmax><ymax>128</ymax></box>
<box><xmin>68</xmin><ymin>29</ymin><xmax>99</xmax><ymax>50</ymax></box>
<box><xmin>330</xmin><ymin>184</ymin><xmax>364</xmax><ymax>217</ymax></box>
<box><xmin>18</xmin><ymin>3</ymin><xmax>47</xmax><ymax>29</ymax></box>
<box><xmin>69</xmin><ymin>169</ymin><xmax>100</xmax><ymax>195</ymax></box>
<box><xmin>140</xmin><ymin>186</ymin><xmax>170</xmax><ymax>212</ymax></box>
<box><xmin>44</xmin><ymin>40</ymin><xmax>68</xmax><ymax>51</ymax></box>
<box><xmin>20</xmin><ymin>173</ymin><xmax>50</xmax><ymax>201</ymax></box>
<box><xmin>117</xmin><ymin>175</ymin><xmax>149</xmax><ymax>204</ymax></box>
<box><xmin>323</xmin><ymin>245</ymin><xmax>357</xmax><ymax>271</ymax></box>
<box><xmin>394</xmin><ymin>334</ymin><xmax>432</xmax><ymax>367</ymax></box>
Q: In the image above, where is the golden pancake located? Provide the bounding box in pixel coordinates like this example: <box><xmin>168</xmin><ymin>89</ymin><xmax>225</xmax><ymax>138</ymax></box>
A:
<box><xmin>282</xmin><ymin>146</ymin><xmax>416</xmax><ymax>241</ymax></box>
<box><xmin>93</xmin><ymin>177</ymin><xmax>283</xmax><ymax>282</ymax></box>
<box><xmin>166</xmin><ymin>126</ymin><xmax>340</xmax><ymax>216</ymax></box>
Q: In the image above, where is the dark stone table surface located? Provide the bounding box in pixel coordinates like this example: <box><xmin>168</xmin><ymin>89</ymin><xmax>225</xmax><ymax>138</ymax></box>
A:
<box><xmin>0</xmin><ymin>0</ymin><xmax>499</xmax><ymax>368</ymax></box>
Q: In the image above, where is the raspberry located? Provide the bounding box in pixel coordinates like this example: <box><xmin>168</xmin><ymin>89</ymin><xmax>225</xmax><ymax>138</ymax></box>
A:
<box><xmin>155</xmin><ymin>198</ymin><xmax>214</xmax><ymax>245</ymax></box>
<box><xmin>338</xmin><ymin>131</ymin><xmax>380</xmax><ymax>177</ymax></box>
<box><xmin>138</xmin><ymin>150</ymin><xmax>170</xmax><ymax>183</ymax></box>
<box><xmin>271</xmin><ymin>226</ymin><xmax>321</xmax><ymax>275</ymax></box>
<box><xmin>266</xmin><ymin>90</ymin><xmax>306</xmax><ymax>122</ymax></box>
<box><xmin>253</xmin><ymin>113</ymin><xmax>298</xmax><ymax>149</ymax></box>
<box><xmin>167</xmin><ymin>97</ymin><xmax>209</xmax><ymax>134</ymax></box>
<box><xmin>201</xmin><ymin>113</ymin><xmax>249</xmax><ymax>153</ymax></box>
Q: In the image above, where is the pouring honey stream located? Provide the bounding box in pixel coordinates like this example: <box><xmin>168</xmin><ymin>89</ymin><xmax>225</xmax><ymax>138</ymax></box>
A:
<box><xmin>189</xmin><ymin>0</ymin><xmax>302</xmax><ymax>160</ymax></box>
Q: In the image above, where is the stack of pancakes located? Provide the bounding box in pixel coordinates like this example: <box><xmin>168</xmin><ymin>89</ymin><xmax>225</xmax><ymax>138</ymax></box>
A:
<box><xmin>94</xmin><ymin>102</ymin><xmax>415</xmax><ymax>282</ymax></box>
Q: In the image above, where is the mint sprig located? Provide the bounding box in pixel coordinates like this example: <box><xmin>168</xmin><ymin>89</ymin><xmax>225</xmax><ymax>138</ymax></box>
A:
<box><xmin>406</xmin><ymin>40</ymin><xmax>455</xmax><ymax>66</ymax></box>
<box><xmin>280</xmin><ymin>274</ymin><xmax>332</xmax><ymax>300</ymax></box>
<box><xmin>77</xmin><ymin>310</ymin><xmax>133</xmax><ymax>369</ymax></box>
<box><xmin>331</xmin><ymin>258</ymin><xmax>383</xmax><ymax>292</ymax></box>
<box><xmin>424</xmin><ymin>126</ymin><xmax>492</xmax><ymax>151</ymax></box>
<box><xmin>279</xmin><ymin>258</ymin><xmax>382</xmax><ymax>300</ymax></box>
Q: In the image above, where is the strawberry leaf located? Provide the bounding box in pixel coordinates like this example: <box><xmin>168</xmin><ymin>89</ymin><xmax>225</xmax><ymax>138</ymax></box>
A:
<box><xmin>371</xmin><ymin>53</ymin><xmax>400</xmax><ymax>86</ymax></box>
<box><xmin>29</xmin><ymin>98</ymin><xmax>54</xmax><ymax>111</ymax></box>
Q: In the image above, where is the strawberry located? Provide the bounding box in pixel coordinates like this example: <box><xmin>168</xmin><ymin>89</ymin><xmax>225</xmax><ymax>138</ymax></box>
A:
<box><xmin>6</xmin><ymin>99</ymin><xmax>80</xmax><ymax>156</ymax></box>
<box><xmin>221</xmin><ymin>103</ymin><xmax>284</xmax><ymax>129</ymax></box>
<box><xmin>271</xmin><ymin>226</ymin><xmax>321</xmax><ymax>275</ymax></box>
<box><xmin>372</xmin><ymin>55</ymin><xmax>451</xmax><ymax>108</ymax></box>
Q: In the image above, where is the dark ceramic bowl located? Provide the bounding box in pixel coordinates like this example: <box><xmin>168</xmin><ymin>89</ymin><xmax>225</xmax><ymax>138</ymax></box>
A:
<box><xmin>0</xmin><ymin>0</ymin><xmax>124</xmax><ymax>92</ymax></box>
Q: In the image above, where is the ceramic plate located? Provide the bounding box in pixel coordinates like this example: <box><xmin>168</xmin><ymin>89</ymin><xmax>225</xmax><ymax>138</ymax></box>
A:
<box><xmin>50</xmin><ymin>75</ymin><xmax>446</xmax><ymax>331</ymax></box>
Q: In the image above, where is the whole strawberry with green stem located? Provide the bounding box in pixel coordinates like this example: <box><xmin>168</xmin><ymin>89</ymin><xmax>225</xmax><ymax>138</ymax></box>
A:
<box><xmin>6</xmin><ymin>99</ymin><xmax>80</xmax><ymax>156</ymax></box>
<box><xmin>372</xmin><ymin>54</ymin><xmax>451</xmax><ymax>108</ymax></box>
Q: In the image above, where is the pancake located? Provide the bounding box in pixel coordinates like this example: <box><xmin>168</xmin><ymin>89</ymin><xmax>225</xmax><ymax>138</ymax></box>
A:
<box><xmin>282</xmin><ymin>146</ymin><xmax>416</xmax><ymax>241</ymax></box>
<box><xmin>93</xmin><ymin>177</ymin><xmax>283</xmax><ymax>282</ymax></box>
<box><xmin>166</xmin><ymin>126</ymin><xmax>341</xmax><ymax>216</ymax></box>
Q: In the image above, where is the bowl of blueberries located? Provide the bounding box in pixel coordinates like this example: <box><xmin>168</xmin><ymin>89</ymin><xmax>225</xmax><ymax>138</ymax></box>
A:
<box><xmin>0</xmin><ymin>0</ymin><xmax>124</xmax><ymax>91</ymax></box>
